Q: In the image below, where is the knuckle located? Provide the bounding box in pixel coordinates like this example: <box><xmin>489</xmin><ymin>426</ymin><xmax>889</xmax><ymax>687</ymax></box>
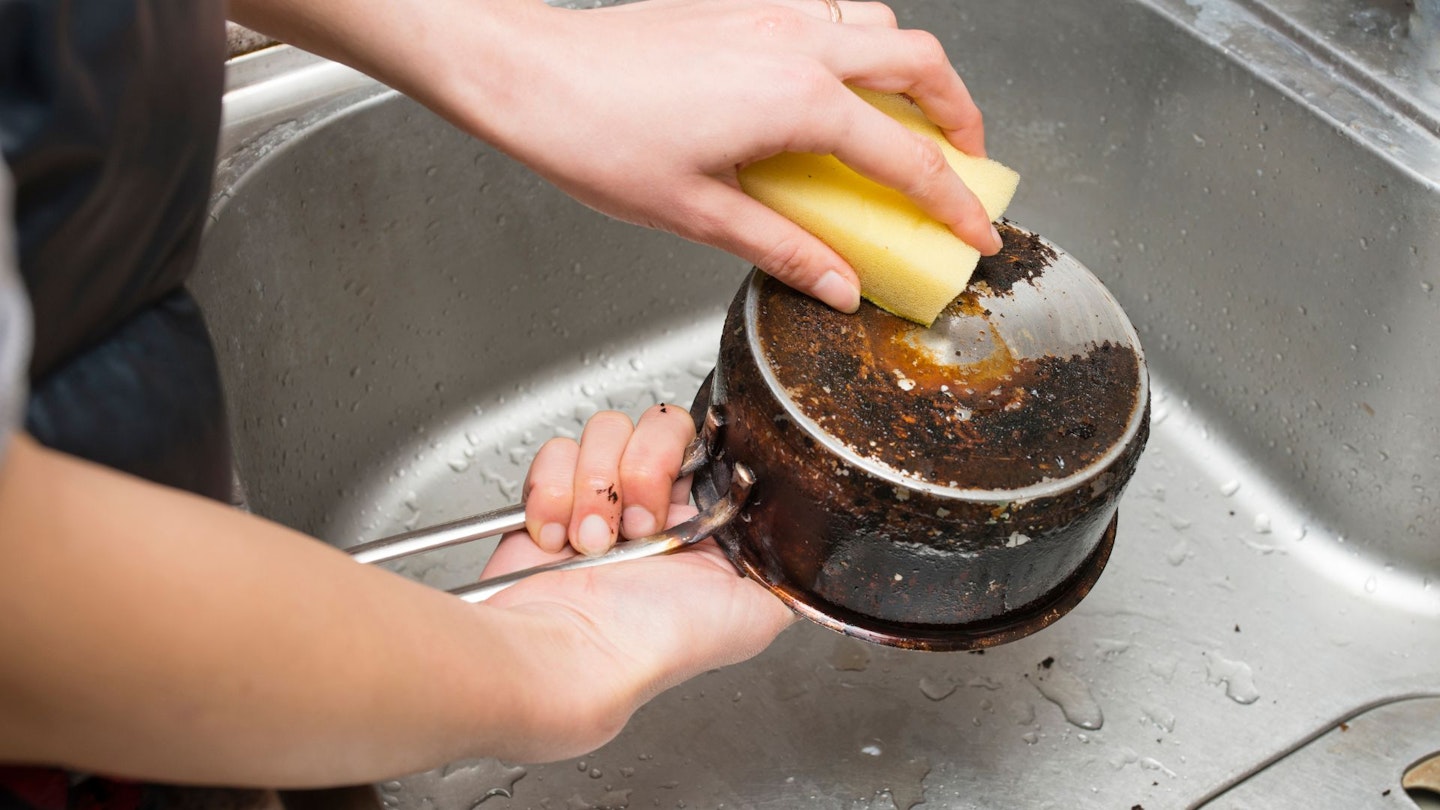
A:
<box><xmin>904</xmin><ymin>29</ymin><xmax>949</xmax><ymax>69</ymax></box>
<box><xmin>620</xmin><ymin>461</ymin><xmax>671</xmax><ymax>496</ymax></box>
<box><xmin>756</xmin><ymin>236</ymin><xmax>812</xmax><ymax>285</ymax></box>
<box><xmin>948</xmin><ymin>100</ymin><xmax>983</xmax><ymax>140</ymax></box>
<box><xmin>793</xmin><ymin>63</ymin><xmax>839</xmax><ymax>103</ymax></box>
<box><xmin>961</xmin><ymin>108</ymin><xmax>984</xmax><ymax>137</ymax></box>
<box><xmin>677</xmin><ymin>200</ymin><xmax>730</xmax><ymax>246</ymax></box>
<box><xmin>530</xmin><ymin>480</ymin><xmax>573</xmax><ymax>508</ymax></box>
<box><xmin>579</xmin><ymin>474</ymin><xmax>618</xmax><ymax>501</ymax></box>
<box><xmin>768</xmin><ymin>59</ymin><xmax>837</xmax><ymax>108</ymax></box>
<box><xmin>904</xmin><ymin>138</ymin><xmax>952</xmax><ymax>201</ymax></box>
<box><xmin>868</xmin><ymin>1</ymin><xmax>899</xmax><ymax>27</ymax></box>
<box><xmin>525</xmin><ymin>439</ymin><xmax>577</xmax><ymax>494</ymax></box>
<box><xmin>751</xmin><ymin>7</ymin><xmax>807</xmax><ymax>38</ymax></box>
<box><xmin>966</xmin><ymin>104</ymin><xmax>984</xmax><ymax>130</ymax></box>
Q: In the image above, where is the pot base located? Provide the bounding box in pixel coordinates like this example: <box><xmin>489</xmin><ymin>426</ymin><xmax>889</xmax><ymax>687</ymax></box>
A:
<box><xmin>689</xmin><ymin>375</ymin><xmax>1118</xmax><ymax>652</ymax></box>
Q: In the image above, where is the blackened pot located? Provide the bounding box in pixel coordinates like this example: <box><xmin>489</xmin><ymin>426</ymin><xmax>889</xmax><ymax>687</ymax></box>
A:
<box><xmin>690</xmin><ymin>225</ymin><xmax>1150</xmax><ymax>651</ymax></box>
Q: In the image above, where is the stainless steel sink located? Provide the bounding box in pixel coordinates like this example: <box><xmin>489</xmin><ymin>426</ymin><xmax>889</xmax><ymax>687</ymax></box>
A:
<box><xmin>196</xmin><ymin>1</ymin><xmax>1440</xmax><ymax>806</ymax></box>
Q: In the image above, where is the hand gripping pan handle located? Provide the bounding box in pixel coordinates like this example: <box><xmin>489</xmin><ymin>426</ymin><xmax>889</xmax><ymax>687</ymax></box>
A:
<box><xmin>347</xmin><ymin>410</ymin><xmax>746</xmax><ymax>602</ymax></box>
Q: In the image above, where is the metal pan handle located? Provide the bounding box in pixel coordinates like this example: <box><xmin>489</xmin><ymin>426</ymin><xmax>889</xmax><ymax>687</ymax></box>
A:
<box><xmin>449</xmin><ymin>463</ymin><xmax>753</xmax><ymax>602</ymax></box>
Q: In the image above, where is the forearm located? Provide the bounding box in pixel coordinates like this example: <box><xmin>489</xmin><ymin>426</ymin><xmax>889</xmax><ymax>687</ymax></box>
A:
<box><xmin>0</xmin><ymin>435</ymin><xmax>590</xmax><ymax>786</ymax></box>
<box><xmin>227</xmin><ymin>0</ymin><xmax>1002</xmax><ymax>309</ymax></box>
<box><xmin>226</xmin><ymin>0</ymin><xmax>547</xmax><ymax>145</ymax></box>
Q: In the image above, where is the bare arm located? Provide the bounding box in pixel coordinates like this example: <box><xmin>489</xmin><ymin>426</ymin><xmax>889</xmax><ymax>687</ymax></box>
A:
<box><xmin>228</xmin><ymin>0</ymin><xmax>1001</xmax><ymax>312</ymax></box>
<box><xmin>0</xmin><ymin>434</ymin><xmax>556</xmax><ymax>783</ymax></box>
<box><xmin>0</xmin><ymin>433</ymin><xmax>788</xmax><ymax>784</ymax></box>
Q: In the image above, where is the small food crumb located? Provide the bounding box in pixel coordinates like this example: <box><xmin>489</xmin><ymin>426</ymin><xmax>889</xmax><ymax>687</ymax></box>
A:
<box><xmin>1039</xmin><ymin>656</ymin><xmax>1055</xmax><ymax>669</ymax></box>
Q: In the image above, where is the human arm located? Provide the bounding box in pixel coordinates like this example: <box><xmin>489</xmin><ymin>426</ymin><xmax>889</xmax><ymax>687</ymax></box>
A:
<box><xmin>0</xmin><ymin>431</ymin><xmax>791</xmax><ymax>784</ymax></box>
<box><xmin>226</xmin><ymin>0</ymin><xmax>1003</xmax><ymax>313</ymax></box>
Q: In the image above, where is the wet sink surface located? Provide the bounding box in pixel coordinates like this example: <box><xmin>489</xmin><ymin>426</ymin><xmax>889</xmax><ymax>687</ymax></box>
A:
<box><xmin>197</xmin><ymin>0</ymin><xmax>1440</xmax><ymax>806</ymax></box>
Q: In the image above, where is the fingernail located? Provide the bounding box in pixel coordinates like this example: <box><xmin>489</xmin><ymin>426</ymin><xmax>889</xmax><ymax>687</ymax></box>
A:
<box><xmin>990</xmin><ymin>224</ymin><xmax>1004</xmax><ymax>252</ymax></box>
<box><xmin>539</xmin><ymin>522</ymin><xmax>567</xmax><ymax>550</ymax></box>
<box><xmin>622</xmin><ymin>505</ymin><xmax>657</xmax><ymax>538</ymax></box>
<box><xmin>576</xmin><ymin>514</ymin><xmax>612</xmax><ymax>556</ymax></box>
<box><xmin>813</xmin><ymin>270</ymin><xmax>860</xmax><ymax>313</ymax></box>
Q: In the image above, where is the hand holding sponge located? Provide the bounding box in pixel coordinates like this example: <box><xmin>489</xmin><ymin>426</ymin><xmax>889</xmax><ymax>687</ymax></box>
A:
<box><xmin>738</xmin><ymin>89</ymin><xmax>1019</xmax><ymax>326</ymax></box>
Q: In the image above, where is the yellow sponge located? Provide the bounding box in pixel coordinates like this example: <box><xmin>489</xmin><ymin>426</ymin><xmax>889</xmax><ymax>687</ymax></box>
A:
<box><xmin>738</xmin><ymin>88</ymin><xmax>1020</xmax><ymax>326</ymax></box>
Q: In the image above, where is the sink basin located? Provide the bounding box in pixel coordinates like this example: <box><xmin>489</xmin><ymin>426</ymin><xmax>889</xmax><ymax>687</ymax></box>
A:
<box><xmin>196</xmin><ymin>1</ymin><xmax>1440</xmax><ymax>806</ymax></box>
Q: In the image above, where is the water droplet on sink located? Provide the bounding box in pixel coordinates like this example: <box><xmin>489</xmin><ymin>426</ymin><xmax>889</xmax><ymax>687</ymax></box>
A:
<box><xmin>1205</xmin><ymin>652</ymin><xmax>1260</xmax><ymax>704</ymax></box>
<box><xmin>1253</xmin><ymin>513</ymin><xmax>1272</xmax><ymax>534</ymax></box>
<box><xmin>1096</xmin><ymin>638</ymin><xmax>1130</xmax><ymax>659</ymax></box>
<box><xmin>1141</xmin><ymin>757</ymin><xmax>1178</xmax><ymax>778</ymax></box>
<box><xmin>1220</xmin><ymin>480</ymin><xmax>1241</xmax><ymax>496</ymax></box>
<box><xmin>918</xmin><ymin>676</ymin><xmax>956</xmax><ymax>701</ymax></box>
<box><xmin>1028</xmin><ymin>659</ymin><xmax>1104</xmax><ymax>729</ymax></box>
<box><xmin>1167</xmin><ymin>540</ymin><xmax>1192</xmax><ymax>566</ymax></box>
<box><xmin>1022</xmin><ymin>731</ymin><xmax>1040</xmax><ymax>745</ymax></box>
<box><xmin>860</xmin><ymin>743</ymin><xmax>883</xmax><ymax>757</ymax></box>
<box><xmin>1364</xmin><ymin>575</ymin><xmax>1378</xmax><ymax>593</ymax></box>
<box><xmin>966</xmin><ymin>675</ymin><xmax>1003</xmax><ymax>690</ymax></box>
<box><xmin>1142</xmin><ymin>703</ymin><xmax>1177</xmax><ymax>732</ymax></box>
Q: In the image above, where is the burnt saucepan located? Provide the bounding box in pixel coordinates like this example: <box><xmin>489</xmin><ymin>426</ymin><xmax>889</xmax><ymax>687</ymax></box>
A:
<box><xmin>349</xmin><ymin>223</ymin><xmax>1149</xmax><ymax>650</ymax></box>
<box><xmin>691</xmin><ymin>223</ymin><xmax>1149</xmax><ymax>649</ymax></box>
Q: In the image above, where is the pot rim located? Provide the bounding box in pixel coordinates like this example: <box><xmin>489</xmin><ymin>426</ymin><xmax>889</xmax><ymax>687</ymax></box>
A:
<box><xmin>743</xmin><ymin>237</ymin><xmax>1150</xmax><ymax>505</ymax></box>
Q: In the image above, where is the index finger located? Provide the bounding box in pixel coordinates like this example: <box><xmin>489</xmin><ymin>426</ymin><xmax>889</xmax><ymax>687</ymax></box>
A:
<box><xmin>817</xmin><ymin>26</ymin><xmax>986</xmax><ymax>157</ymax></box>
<box><xmin>787</xmin><ymin>87</ymin><xmax>1000</xmax><ymax>254</ymax></box>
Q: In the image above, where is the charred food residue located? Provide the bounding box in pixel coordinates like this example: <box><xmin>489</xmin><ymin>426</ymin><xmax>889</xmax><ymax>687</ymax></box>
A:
<box><xmin>969</xmin><ymin>221</ymin><xmax>1057</xmax><ymax>297</ymax></box>
<box><xmin>756</xmin><ymin>235</ymin><xmax>1140</xmax><ymax>492</ymax></box>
